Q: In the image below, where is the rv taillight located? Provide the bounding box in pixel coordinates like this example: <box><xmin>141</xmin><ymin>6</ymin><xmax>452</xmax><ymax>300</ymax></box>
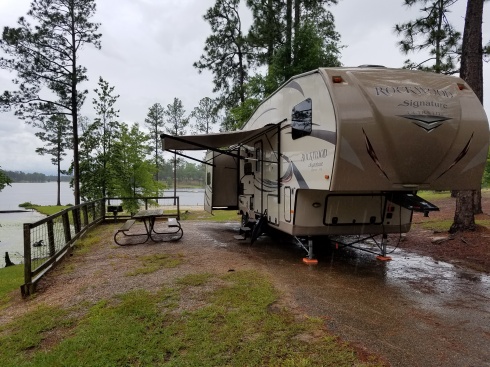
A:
<box><xmin>457</xmin><ymin>83</ymin><xmax>466</xmax><ymax>90</ymax></box>
<box><xmin>332</xmin><ymin>76</ymin><xmax>343</xmax><ymax>83</ymax></box>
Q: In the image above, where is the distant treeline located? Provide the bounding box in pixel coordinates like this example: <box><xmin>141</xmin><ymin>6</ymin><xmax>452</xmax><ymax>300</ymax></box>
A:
<box><xmin>5</xmin><ymin>170</ymin><xmax>72</xmax><ymax>183</ymax></box>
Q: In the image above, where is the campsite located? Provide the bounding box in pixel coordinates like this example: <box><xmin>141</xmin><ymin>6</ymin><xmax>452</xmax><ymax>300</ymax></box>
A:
<box><xmin>1</xmin><ymin>191</ymin><xmax>489</xmax><ymax>367</ymax></box>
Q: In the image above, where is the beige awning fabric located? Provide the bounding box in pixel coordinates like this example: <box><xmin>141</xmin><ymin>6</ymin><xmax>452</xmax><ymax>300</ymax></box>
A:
<box><xmin>161</xmin><ymin>124</ymin><xmax>279</xmax><ymax>151</ymax></box>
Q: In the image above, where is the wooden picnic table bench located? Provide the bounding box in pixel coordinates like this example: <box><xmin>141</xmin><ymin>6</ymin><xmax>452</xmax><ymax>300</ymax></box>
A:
<box><xmin>114</xmin><ymin>209</ymin><xmax>183</xmax><ymax>246</ymax></box>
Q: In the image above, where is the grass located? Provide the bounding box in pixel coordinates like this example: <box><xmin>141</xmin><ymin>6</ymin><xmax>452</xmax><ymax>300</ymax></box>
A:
<box><xmin>0</xmin><ymin>270</ymin><xmax>385</xmax><ymax>367</ymax></box>
<box><xmin>181</xmin><ymin>209</ymin><xmax>240</xmax><ymax>222</ymax></box>
<box><xmin>420</xmin><ymin>219</ymin><xmax>490</xmax><ymax>232</ymax></box>
<box><xmin>414</xmin><ymin>190</ymin><xmax>490</xmax><ymax>232</ymax></box>
<box><xmin>18</xmin><ymin>202</ymin><xmax>71</xmax><ymax>216</ymax></box>
<box><xmin>31</xmin><ymin>205</ymin><xmax>71</xmax><ymax>216</ymax></box>
<box><xmin>0</xmin><ymin>265</ymin><xmax>24</xmax><ymax>309</ymax></box>
<box><xmin>417</xmin><ymin>190</ymin><xmax>452</xmax><ymax>201</ymax></box>
<box><xmin>125</xmin><ymin>253</ymin><xmax>184</xmax><ymax>276</ymax></box>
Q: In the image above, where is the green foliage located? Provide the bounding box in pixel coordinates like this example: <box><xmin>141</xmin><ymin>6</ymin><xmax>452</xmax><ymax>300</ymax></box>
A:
<box><xmin>190</xmin><ymin>97</ymin><xmax>220</xmax><ymax>134</ymax></box>
<box><xmin>79</xmin><ymin>78</ymin><xmax>121</xmax><ymax>201</ymax></box>
<box><xmin>197</xmin><ymin>0</ymin><xmax>342</xmax><ymax>131</ymax></box>
<box><xmin>2</xmin><ymin>171</ymin><xmax>71</xmax><ymax>183</ymax></box>
<box><xmin>225</xmin><ymin>98</ymin><xmax>261</xmax><ymax>131</ymax></box>
<box><xmin>483</xmin><ymin>151</ymin><xmax>490</xmax><ymax>188</ymax></box>
<box><xmin>194</xmin><ymin>0</ymin><xmax>250</xmax><ymax>110</ymax></box>
<box><xmin>110</xmin><ymin>123</ymin><xmax>163</xmax><ymax>213</ymax></box>
<box><xmin>394</xmin><ymin>0</ymin><xmax>461</xmax><ymax>74</ymax></box>
<box><xmin>0</xmin><ymin>166</ymin><xmax>12</xmax><ymax>191</ymax></box>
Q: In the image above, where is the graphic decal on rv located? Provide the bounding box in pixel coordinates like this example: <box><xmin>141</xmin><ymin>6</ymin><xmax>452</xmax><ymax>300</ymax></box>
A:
<box><xmin>436</xmin><ymin>133</ymin><xmax>474</xmax><ymax>179</ymax></box>
<box><xmin>310</xmin><ymin>129</ymin><xmax>337</xmax><ymax>144</ymax></box>
<box><xmin>284</xmin><ymin>80</ymin><xmax>305</xmax><ymax>96</ymax></box>
<box><xmin>281</xmin><ymin>154</ymin><xmax>309</xmax><ymax>189</ymax></box>
<box><xmin>250</xmin><ymin>108</ymin><xmax>278</xmax><ymax>125</ymax></box>
<box><xmin>362</xmin><ymin>128</ymin><xmax>390</xmax><ymax>180</ymax></box>
<box><xmin>399</xmin><ymin>114</ymin><xmax>452</xmax><ymax>132</ymax></box>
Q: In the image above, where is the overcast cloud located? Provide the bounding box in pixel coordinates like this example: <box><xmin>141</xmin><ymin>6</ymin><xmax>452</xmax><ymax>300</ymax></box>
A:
<box><xmin>0</xmin><ymin>0</ymin><xmax>488</xmax><ymax>174</ymax></box>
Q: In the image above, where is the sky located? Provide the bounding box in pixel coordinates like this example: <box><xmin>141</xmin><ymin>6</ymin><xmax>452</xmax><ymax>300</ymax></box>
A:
<box><xmin>0</xmin><ymin>0</ymin><xmax>489</xmax><ymax>175</ymax></box>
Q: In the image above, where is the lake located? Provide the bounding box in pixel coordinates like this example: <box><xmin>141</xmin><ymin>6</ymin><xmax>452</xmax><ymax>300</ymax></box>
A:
<box><xmin>0</xmin><ymin>182</ymin><xmax>204</xmax><ymax>267</ymax></box>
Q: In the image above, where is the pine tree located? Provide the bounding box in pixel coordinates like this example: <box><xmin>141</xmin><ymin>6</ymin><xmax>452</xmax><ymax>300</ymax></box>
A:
<box><xmin>35</xmin><ymin>114</ymin><xmax>72</xmax><ymax>205</ymax></box>
<box><xmin>190</xmin><ymin>97</ymin><xmax>219</xmax><ymax>134</ymax></box>
<box><xmin>0</xmin><ymin>0</ymin><xmax>102</xmax><ymax>205</ymax></box>
<box><xmin>450</xmin><ymin>0</ymin><xmax>485</xmax><ymax>232</ymax></box>
<box><xmin>144</xmin><ymin>103</ymin><xmax>165</xmax><ymax>190</ymax></box>
<box><xmin>194</xmin><ymin>0</ymin><xmax>251</xmax><ymax>110</ymax></box>
<box><xmin>394</xmin><ymin>0</ymin><xmax>461</xmax><ymax>74</ymax></box>
<box><xmin>78</xmin><ymin>78</ymin><xmax>120</xmax><ymax>201</ymax></box>
<box><xmin>163</xmin><ymin>98</ymin><xmax>189</xmax><ymax>203</ymax></box>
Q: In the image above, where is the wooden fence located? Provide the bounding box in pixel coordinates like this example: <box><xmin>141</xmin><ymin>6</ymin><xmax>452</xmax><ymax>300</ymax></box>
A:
<box><xmin>21</xmin><ymin>197</ymin><xmax>181</xmax><ymax>296</ymax></box>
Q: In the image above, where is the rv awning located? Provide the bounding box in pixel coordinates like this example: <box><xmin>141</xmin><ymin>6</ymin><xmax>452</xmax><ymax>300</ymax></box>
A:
<box><xmin>161</xmin><ymin>123</ymin><xmax>279</xmax><ymax>151</ymax></box>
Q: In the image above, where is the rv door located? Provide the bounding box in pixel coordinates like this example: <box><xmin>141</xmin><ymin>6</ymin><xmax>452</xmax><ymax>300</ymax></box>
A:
<box><xmin>204</xmin><ymin>151</ymin><xmax>239</xmax><ymax>214</ymax></box>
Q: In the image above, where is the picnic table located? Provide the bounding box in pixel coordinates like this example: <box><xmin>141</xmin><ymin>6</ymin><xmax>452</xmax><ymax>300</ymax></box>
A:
<box><xmin>114</xmin><ymin>208</ymin><xmax>183</xmax><ymax>246</ymax></box>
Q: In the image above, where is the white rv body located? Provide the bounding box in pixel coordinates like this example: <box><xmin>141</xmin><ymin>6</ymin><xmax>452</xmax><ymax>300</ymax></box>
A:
<box><xmin>162</xmin><ymin>67</ymin><xmax>489</xmax><ymax>241</ymax></box>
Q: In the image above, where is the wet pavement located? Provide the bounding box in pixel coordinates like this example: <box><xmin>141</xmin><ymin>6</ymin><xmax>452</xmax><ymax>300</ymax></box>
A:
<box><xmin>199</xmin><ymin>222</ymin><xmax>490</xmax><ymax>367</ymax></box>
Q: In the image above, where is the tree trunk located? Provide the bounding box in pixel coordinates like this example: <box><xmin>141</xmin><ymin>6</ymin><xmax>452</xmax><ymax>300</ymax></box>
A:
<box><xmin>473</xmin><ymin>189</ymin><xmax>482</xmax><ymax>214</ymax></box>
<box><xmin>451</xmin><ymin>0</ymin><xmax>484</xmax><ymax>232</ymax></box>
<box><xmin>70</xmin><ymin>6</ymin><xmax>80</xmax><ymax>206</ymax></box>
<box><xmin>285</xmin><ymin>0</ymin><xmax>292</xmax><ymax>79</ymax></box>
<box><xmin>460</xmin><ymin>0</ymin><xmax>484</xmax><ymax>101</ymax></box>
<box><xmin>57</xmin><ymin>155</ymin><xmax>61</xmax><ymax>206</ymax></box>
<box><xmin>293</xmin><ymin>0</ymin><xmax>301</xmax><ymax>62</ymax></box>
<box><xmin>266</xmin><ymin>0</ymin><xmax>274</xmax><ymax>65</ymax></box>
<box><xmin>450</xmin><ymin>190</ymin><xmax>476</xmax><ymax>233</ymax></box>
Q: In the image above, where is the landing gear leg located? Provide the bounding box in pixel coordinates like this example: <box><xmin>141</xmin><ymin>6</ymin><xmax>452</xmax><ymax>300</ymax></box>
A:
<box><xmin>376</xmin><ymin>234</ymin><xmax>392</xmax><ymax>261</ymax></box>
<box><xmin>302</xmin><ymin>237</ymin><xmax>318</xmax><ymax>265</ymax></box>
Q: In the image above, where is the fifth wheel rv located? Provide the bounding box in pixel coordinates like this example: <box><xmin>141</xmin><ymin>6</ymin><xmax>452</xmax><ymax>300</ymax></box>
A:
<box><xmin>162</xmin><ymin>66</ymin><xmax>489</xmax><ymax>260</ymax></box>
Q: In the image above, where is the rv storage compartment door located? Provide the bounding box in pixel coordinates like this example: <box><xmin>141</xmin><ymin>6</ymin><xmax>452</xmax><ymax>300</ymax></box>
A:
<box><xmin>205</xmin><ymin>151</ymin><xmax>238</xmax><ymax>213</ymax></box>
<box><xmin>323</xmin><ymin>194</ymin><xmax>385</xmax><ymax>226</ymax></box>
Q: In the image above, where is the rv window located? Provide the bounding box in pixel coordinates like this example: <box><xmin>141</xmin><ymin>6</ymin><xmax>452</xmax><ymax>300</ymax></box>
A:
<box><xmin>291</xmin><ymin>98</ymin><xmax>312</xmax><ymax>140</ymax></box>
<box><xmin>206</xmin><ymin>172</ymin><xmax>211</xmax><ymax>185</ymax></box>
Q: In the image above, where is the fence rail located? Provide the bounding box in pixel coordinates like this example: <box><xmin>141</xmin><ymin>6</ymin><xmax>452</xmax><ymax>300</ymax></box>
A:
<box><xmin>21</xmin><ymin>196</ymin><xmax>181</xmax><ymax>296</ymax></box>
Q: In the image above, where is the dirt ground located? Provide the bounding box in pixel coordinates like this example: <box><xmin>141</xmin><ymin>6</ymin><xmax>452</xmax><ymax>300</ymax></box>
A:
<box><xmin>398</xmin><ymin>193</ymin><xmax>490</xmax><ymax>273</ymax></box>
<box><xmin>3</xmin><ymin>193</ymin><xmax>490</xmax><ymax>366</ymax></box>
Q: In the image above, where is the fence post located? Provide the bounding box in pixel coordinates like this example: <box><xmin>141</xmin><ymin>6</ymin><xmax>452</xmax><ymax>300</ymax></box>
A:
<box><xmin>73</xmin><ymin>208</ymin><xmax>81</xmax><ymax>234</ymax></box>
<box><xmin>22</xmin><ymin>223</ymin><xmax>32</xmax><ymax>296</ymax></box>
<box><xmin>62</xmin><ymin>212</ymin><xmax>71</xmax><ymax>243</ymax></box>
<box><xmin>47</xmin><ymin>220</ymin><xmax>56</xmax><ymax>257</ymax></box>
<box><xmin>82</xmin><ymin>205</ymin><xmax>89</xmax><ymax>227</ymax></box>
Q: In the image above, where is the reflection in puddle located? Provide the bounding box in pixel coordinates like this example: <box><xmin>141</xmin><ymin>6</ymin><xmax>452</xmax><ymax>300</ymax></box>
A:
<box><xmin>233</xmin><ymin>227</ymin><xmax>490</xmax><ymax>308</ymax></box>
